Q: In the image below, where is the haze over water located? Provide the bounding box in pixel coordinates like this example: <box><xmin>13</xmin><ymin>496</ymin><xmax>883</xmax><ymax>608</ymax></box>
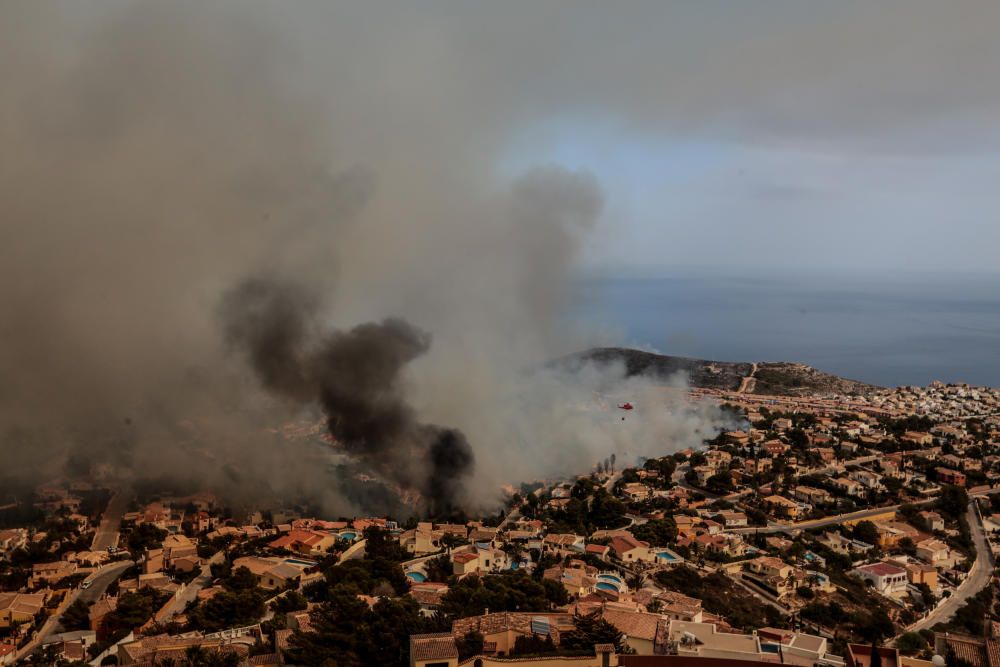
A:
<box><xmin>575</xmin><ymin>268</ymin><xmax>1000</xmax><ymax>389</ymax></box>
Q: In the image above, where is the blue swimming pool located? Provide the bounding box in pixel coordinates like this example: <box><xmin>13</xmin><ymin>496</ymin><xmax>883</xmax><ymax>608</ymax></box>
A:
<box><xmin>338</xmin><ymin>532</ymin><xmax>357</xmax><ymax>541</ymax></box>
<box><xmin>406</xmin><ymin>571</ymin><xmax>426</xmax><ymax>583</ymax></box>
<box><xmin>657</xmin><ymin>551</ymin><xmax>678</xmax><ymax>561</ymax></box>
<box><xmin>597</xmin><ymin>574</ymin><xmax>623</xmax><ymax>585</ymax></box>
<box><xmin>284</xmin><ymin>558</ymin><xmax>317</xmax><ymax>567</ymax></box>
<box><xmin>596</xmin><ymin>582</ymin><xmax>619</xmax><ymax>592</ymax></box>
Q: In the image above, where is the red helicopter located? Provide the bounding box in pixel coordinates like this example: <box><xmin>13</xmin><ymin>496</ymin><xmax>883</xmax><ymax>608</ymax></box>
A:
<box><xmin>618</xmin><ymin>402</ymin><xmax>634</xmax><ymax>411</ymax></box>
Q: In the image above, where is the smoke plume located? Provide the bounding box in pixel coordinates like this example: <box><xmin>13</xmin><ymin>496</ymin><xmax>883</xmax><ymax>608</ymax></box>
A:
<box><xmin>0</xmin><ymin>1</ymin><xmax>736</xmax><ymax>515</ymax></box>
<box><xmin>220</xmin><ymin>278</ymin><xmax>474</xmax><ymax>514</ymax></box>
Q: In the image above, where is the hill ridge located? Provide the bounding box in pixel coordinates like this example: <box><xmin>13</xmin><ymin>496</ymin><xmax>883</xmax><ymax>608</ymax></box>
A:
<box><xmin>565</xmin><ymin>346</ymin><xmax>879</xmax><ymax>397</ymax></box>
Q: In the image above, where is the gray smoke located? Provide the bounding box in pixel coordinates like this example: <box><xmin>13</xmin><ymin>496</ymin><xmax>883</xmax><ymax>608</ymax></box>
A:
<box><xmin>0</xmin><ymin>1</ymin><xmax>739</xmax><ymax>514</ymax></box>
<box><xmin>220</xmin><ymin>278</ymin><xmax>474</xmax><ymax>514</ymax></box>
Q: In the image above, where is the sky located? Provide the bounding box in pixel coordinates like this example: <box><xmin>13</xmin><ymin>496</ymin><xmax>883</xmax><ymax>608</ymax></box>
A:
<box><xmin>1</xmin><ymin>1</ymin><xmax>999</xmax><ymax>507</ymax></box>
<box><xmin>34</xmin><ymin>0</ymin><xmax>1000</xmax><ymax>277</ymax></box>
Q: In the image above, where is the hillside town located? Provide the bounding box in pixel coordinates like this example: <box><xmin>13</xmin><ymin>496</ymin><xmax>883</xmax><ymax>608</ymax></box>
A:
<box><xmin>2</xmin><ymin>383</ymin><xmax>1000</xmax><ymax>667</ymax></box>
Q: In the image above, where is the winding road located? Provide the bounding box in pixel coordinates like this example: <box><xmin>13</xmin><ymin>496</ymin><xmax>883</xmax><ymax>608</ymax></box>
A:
<box><xmin>906</xmin><ymin>500</ymin><xmax>993</xmax><ymax>634</ymax></box>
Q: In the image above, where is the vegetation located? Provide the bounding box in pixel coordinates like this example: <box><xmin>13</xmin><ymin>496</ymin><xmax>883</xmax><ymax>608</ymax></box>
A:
<box><xmin>286</xmin><ymin>585</ymin><xmax>442</xmax><ymax>667</ymax></box>
<box><xmin>187</xmin><ymin>566</ymin><xmax>266</xmax><ymax>632</ymax></box>
<box><xmin>61</xmin><ymin>599</ymin><xmax>93</xmax><ymax>631</ymax></box>
<box><xmin>439</xmin><ymin>571</ymin><xmax>568</xmax><ymax>618</ymax></box>
<box><xmin>655</xmin><ymin>566</ymin><xmax>784</xmax><ymax>630</ymax></box>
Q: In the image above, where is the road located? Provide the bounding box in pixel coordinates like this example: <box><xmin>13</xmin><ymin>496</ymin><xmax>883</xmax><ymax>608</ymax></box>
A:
<box><xmin>737</xmin><ymin>363</ymin><xmax>758</xmax><ymax>394</ymax></box>
<box><xmin>731</xmin><ymin>486</ymin><xmax>1000</xmax><ymax>535</ymax></box>
<box><xmin>16</xmin><ymin>559</ymin><xmax>133</xmax><ymax>661</ymax></box>
<box><xmin>730</xmin><ymin>500</ymin><xmax>932</xmax><ymax>535</ymax></box>
<box><xmin>91</xmin><ymin>490</ymin><xmax>131</xmax><ymax>552</ymax></box>
<box><xmin>906</xmin><ymin>500</ymin><xmax>994</xmax><ymax>633</ymax></box>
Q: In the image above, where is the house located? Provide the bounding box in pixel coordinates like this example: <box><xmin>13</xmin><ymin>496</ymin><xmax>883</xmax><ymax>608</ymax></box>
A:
<box><xmin>745</xmin><ymin>457</ymin><xmax>773</xmax><ymax>475</ymax></box>
<box><xmin>906</xmin><ymin>563</ymin><xmax>938</xmax><ymax>590</ymax></box>
<box><xmin>655</xmin><ymin>591</ymin><xmax>703</xmax><ymax>623</ymax></box>
<box><xmin>743</xmin><ymin>556</ymin><xmax>797</xmax><ymax>598</ymax></box>
<box><xmin>621</xmin><ymin>483</ymin><xmax>651</xmax><ymax>501</ymax></box>
<box><xmin>794</xmin><ymin>486</ymin><xmax>832</xmax><ymax>505</ymax></box>
<box><xmin>231</xmin><ymin>556</ymin><xmax>320</xmax><ymax>590</ymax></box>
<box><xmin>410</xmin><ymin>633</ymin><xmax>459</xmax><ymax>667</ymax></box>
<box><xmin>116</xmin><ymin>633</ymin><xmax>250</xmax><ymax>665</ymax></box>
<box><xmin>763</xmin><ymin>494</ymin><xmax>804</xmax><ymax>519</ymax></box>
<box><xmin>449</xmin><ymin>611</ymin><xmax>577</xmax><ymax>656</ymax></box>
<box><xmin>919</xmin><ymin>511</ymin><xmax>945</xmax><ymax>532</ymax></box>
<box><xmin>705</xmin><ymin>450</ymin><xmax>733</xmax><ymax>470</ymax></box>
<box><xmin>764</xmin><ymin>440</ymin><xmax>790</xmax><ymax>456</ymax></box>
<box><xmin>268</xmin><ymin>529</ymin><xmax>337</xmax><ymax>557</ymax></box>
<box><xmin>832</xmin><ymin>477</ymin><xmax>866</xmax><ymax>498</ymax></box>
<box><xmin>851</xmin><ymin>561</ymin><xmax>909</xmax><ymax>596</ymax></box>
<box><xmin>0</xmin><ymin>592</ymin><xmax>46</xmax><ymax>629</ymax></box>
<box><xmin>31</xmin><ymin>560</ymin><xmax>77</xmax><ymax>587</ymax></box>
<box><xmin>601</xmin><ymin>608</ymin><xmax>663</xmax><ymax>654</ymax></box>
<box><xmin>544</xmin><ymin>565</ymin><xmax>596</xmax><ymax>597</ymax></box>
<box><xmin>542</xmin><ymin>533</ymin><xmax>585</xmax><ymax>557</ymax></box>
<box><xmin>585</xmin><ymin>543</ymin><xmax>610</xmax><ymax>560</ymax></box>
<box><xmin>936</xmin><ymin>467</ymin><xmax>967</xmax><ymax>486</ymax></box>
<box><xmin>693</xmin><ymin>466</ymin><xmax>715</xmax><ymax>487</ymax></box>
<box><xmin>846</xmin><ymin>643</ymin><xmax>901</xmax><ymax>667</ymax></box>
<box><xmin>452</xmin><ymin>552</ymin><xmax>479</xmax><ymax>576</ymax></box>
<box><xmin>717</xmin><ymin>511</ymin><xmax>748</xmax><ymax>528</ymax></box>
<box><xmin>874</xmin><ymin>522</ymin><xmax>919</xmax><ymax>550</ymax></box>
<box><xmin>759</xmin><ymin>628</ymin><xmax>835</xmax><ymax>665</ymax></box>
<box><xmin>662</xmin><ymin>620</ymin><xmax>763</xmax><ymax>661</ymax></box>
<box><xmin>0</xmin><ymin>529</ymin><xmax>28</xmax><ymax>556</ymax></box>
<box><xmin>915</xmin><ymin>538</ymin><xmax>951</xmax><ymax>564</ymax></box>
<box><xmin>725</xmin><ymin>431</ymin><xmax>751</xmax><ymax>445</ymax></box>
<box><xmin>609</xmin><ymin>534</ymin><xmax>652</xmax><ymax>563</ymax></box>
<box><xmin>850</xmin><ymin>469</ymin><xmax>885</xmax><ymax>491</ymax></box>
<box><xmin>816</xmin><ymin>448</ymin><xmax>837</xmax><ymax>463</ymax></box>
<box><xmin>902</xmin><ymin>431</ymin><xmax>934</xmax><ymax>446</ymax></box>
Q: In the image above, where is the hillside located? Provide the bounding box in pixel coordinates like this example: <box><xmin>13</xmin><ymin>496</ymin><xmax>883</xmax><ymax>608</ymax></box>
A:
<box><xmin>565</xmin><ymin>347</ymin><xmax>880</xmax><ymax>397</ymax></box>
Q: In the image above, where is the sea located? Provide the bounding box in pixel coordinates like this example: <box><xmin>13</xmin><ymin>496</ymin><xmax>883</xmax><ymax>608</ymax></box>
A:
<box><xmin>572</xmin><ymin>268</ymin><xmax>1000</xmax><ymax>389</ymax></box>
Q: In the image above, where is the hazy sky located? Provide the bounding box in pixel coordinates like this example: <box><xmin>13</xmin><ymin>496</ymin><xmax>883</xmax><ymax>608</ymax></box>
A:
<box><xmin>30</xmin><ymin>0</ymin><xmax>1000</xmax><ymax>276</ymax></box>
<box><xmin>293</xmin><ymin>0</ymin><xmax>1000</xmax><ymax>276</ymax></box>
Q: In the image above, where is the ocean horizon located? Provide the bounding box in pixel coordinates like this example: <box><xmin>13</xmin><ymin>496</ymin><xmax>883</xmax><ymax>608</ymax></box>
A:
<box><xmin>573</xmin><ymin>267</ymin><xmax>1000</xmax><ymax>389</ymax></box>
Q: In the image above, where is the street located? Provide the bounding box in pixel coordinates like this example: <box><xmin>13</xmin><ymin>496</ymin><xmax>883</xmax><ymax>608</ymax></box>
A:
<box><xmin>906</xmin><ymin>500</ymin><xmax>994</xmax><ymax>633</ymax></box>
<box><xmin>91</xmin><ymin>490</ymin><xmax>131</xmax><ymax>552</ymax></box>
<box><xmin>16</xmin><ymin>559</ymin><xmax>133</xmax><ymax>661</ymax></box>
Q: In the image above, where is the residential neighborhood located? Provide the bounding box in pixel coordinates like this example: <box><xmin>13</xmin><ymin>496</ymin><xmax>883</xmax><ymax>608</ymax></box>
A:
<box><xmin>2</xmin><ymin>382</ymin><xmax>1000</xmax><ymax>666</ymax></box>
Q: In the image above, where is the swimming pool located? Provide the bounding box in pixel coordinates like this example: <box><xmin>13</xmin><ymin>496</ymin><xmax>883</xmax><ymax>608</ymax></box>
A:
<box><xmin>338</xmin><ymin>531</ymin><xmax>357</xmax><ymax>541</ymax></box>
<box><xmin>597</xmin><ymin>574</ymin><xmax>623</xmax><ymax>585</ymax></box>
<box><xmin>596</xmin><ymin>582</ymin><xmax>619</xmax><ymax>592</ymax></box>
<box><xmin>284</xmin><ymin>558</ymin><xmax>318</xmax><ymax>567</ymax></box>
<box><xmin>656</xmin><ymin>551</ymin><xmax>678</xmax><ymax>561</ymax></box>
<box><xmin>406</xmin><ymin>571</ymin><xmax>426</xmax><ymax>583</ymax></box>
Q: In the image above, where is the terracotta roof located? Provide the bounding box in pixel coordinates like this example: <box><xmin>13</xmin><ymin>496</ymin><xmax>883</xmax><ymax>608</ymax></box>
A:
<box><xmin>856</xmin><ymin>562</ymin><xmax>907</xmax><ymax>577</ymax></box>
<box><xmin>601</xmin><ymin>609</ymin><xmax>661</xmax><ymax>641</ymax></box>
<box><xmin>411</xmin><ymin>633</ymin><xmax>458</xmax><ymax>661</ymax></box>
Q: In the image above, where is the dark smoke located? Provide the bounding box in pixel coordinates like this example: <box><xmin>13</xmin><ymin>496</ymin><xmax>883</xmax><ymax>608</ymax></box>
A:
<box><xmin>220</xmin><ymin>277</ymin><xmax>474</xmax><ymax>515</ymax></box>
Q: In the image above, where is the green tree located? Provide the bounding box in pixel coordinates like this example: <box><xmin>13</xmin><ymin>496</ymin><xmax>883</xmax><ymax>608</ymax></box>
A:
<box><xmin>61</xmin><ymin>599</ymin><xmax>93</xmax><ymax>631</ymax></box>
<box><xmin>896</xmin><ymin>632</ymin><xmax>928</xmax><ymax>654</ymax></box>
<box><xmin>853</xmin><ymin>521</ymin><xmax>879</xmax><ymax>546</ymax></box>
<box><xmin>631</xmin><ymin>519</ymin><xmax>677</xmax><ymax>546</ymax></box>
